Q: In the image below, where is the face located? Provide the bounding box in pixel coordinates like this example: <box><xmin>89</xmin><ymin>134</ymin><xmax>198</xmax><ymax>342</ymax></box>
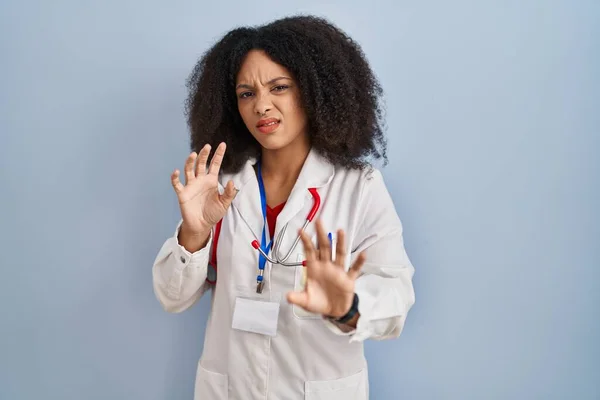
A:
<box><xmin>235</xmin><ymin>50</ymin><xmax>309</xmax><ymax>152</ymax></box>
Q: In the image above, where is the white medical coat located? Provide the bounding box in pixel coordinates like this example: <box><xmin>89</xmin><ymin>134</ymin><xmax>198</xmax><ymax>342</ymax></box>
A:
<box><xmin>152</xmin><ymin>148</ymin><xmax>415</xmax><ymax>400</ymax></box>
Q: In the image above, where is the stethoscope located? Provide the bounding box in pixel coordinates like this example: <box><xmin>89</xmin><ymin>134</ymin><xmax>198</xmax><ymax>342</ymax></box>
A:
<box><xmin>243</xmin><ymin>160</ymin><xmax>321</xmax><ymax>293</ymax></box>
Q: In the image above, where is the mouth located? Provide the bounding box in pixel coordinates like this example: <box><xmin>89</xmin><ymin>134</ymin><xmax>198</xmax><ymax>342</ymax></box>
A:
<box><xmin>256</xmin><ymin>118</ymin><xmax>280</xmax><ymax>134</ymax></box>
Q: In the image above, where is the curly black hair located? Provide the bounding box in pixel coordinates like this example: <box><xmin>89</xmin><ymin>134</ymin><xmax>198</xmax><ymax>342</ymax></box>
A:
<box><xmin>184</xmin><ymin>15</ymin><xmax>387</xmax><ymax>173</ymax></box>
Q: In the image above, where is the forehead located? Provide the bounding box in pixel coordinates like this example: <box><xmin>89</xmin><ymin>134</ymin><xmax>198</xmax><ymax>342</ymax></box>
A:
<box><xmin>236</xmin><ymin>50</ymin><xmax>291</xmax><ymax>83</ymax></box>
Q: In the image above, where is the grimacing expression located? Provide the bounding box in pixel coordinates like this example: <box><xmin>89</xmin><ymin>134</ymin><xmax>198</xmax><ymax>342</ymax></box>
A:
<box><xmin>235</xmin><ymin>50</ymin><xmax>309</xmax><ymax>151</ymax></box>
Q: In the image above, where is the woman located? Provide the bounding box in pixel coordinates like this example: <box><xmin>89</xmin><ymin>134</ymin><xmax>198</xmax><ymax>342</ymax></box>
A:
<box><xmin>152</xmin><ymin>15</ymin><xmax>415</xmax><ymax>400</ymax></box>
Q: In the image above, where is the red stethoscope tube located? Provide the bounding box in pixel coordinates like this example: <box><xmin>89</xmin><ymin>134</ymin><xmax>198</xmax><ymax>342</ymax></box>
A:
<box><xmin>251</xmin><ymin>188</ymin><xmax>320</xmax><ymax>267</ymax></box>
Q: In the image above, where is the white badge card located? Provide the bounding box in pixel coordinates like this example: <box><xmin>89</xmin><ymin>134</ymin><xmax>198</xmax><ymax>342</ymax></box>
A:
<box><xmin>232</xmin><ymin>297</ymin><xmax>280</xmax><ymax>337</ymax></box>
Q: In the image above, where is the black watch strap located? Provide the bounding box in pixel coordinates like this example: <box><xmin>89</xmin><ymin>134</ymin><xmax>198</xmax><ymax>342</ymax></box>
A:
<box><xmin>331</xmin><ymin>293</ymin><xmax>359</xmax><ymax>324</ymax></box>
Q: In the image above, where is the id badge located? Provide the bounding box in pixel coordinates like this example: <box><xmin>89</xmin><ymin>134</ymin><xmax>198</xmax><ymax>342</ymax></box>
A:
<box><xmin>232</xmin><ymin>292</ymin><xmax>281</xmax><ymax>337</ymax></box>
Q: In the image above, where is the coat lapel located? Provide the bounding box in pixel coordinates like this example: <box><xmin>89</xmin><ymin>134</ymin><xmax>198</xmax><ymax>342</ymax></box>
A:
<box><xmin>219</xmin><ymin>157</ymin><xmax>262</xmax><ymax>241</ymax></box>
<box><xmin>273</xmin><ymin>148</ymin><xmax>335</xmax><ymax>239</ymax></box>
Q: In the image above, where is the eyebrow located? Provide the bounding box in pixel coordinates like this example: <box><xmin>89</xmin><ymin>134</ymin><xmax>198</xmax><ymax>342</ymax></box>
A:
<box><xmin>236</xmin><ymin>76</ymin><xmax>292</xmax><ymax>90</ymax></box>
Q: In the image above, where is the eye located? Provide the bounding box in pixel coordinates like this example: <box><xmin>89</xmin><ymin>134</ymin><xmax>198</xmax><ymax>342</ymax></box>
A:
<box><xmin>272</xmin><ymin>85</ymin><xmax>289</xmax><ymax>92</ymax></box>
<box><xmin>238</xmin><ymin>91</ymin><xmax>253</xmax><ymax>99</ymax></box>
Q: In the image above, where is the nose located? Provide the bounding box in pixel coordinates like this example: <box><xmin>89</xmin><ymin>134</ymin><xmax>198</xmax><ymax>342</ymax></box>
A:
<box><xmin>254</xmin><ymin>92</ymin><xmax>273</xmax><ymax>116</ymax></box>
<box><xmin>256</xmin><ymin>108</ymin><xmax>270</xmax><ymax>117</ymax></box>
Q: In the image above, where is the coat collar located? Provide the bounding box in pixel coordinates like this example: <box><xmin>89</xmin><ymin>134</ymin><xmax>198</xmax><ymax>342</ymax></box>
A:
<box><xmin>220</xmin><ymin>147</ymin><xmax>335</xmax><ymax>240</ymax></box>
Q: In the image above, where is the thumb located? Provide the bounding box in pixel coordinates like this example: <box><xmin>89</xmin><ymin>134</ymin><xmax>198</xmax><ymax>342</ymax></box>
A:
<box><xmin>287</xmin><ymin>291</ymin><xmax>309</xmax><ymax>309</ymax></box>
<box><xmin>219</xmin><ymin>180</ymin><xmax>237</xmax><ymax>208</ymax></box>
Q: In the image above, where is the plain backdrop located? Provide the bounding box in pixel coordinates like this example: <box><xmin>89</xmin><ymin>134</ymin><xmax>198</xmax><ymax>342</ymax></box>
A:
<box><xmin>1</xmin><ymin>1</ymin><xmax>599</xmax><ymax>399</ymax></box>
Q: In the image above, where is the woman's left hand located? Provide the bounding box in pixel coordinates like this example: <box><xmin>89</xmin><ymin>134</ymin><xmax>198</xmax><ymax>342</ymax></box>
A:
<box><xmin>286</xmin><ymin>220</ymin><xmax>366</xmax><ymax>320</ymax></box>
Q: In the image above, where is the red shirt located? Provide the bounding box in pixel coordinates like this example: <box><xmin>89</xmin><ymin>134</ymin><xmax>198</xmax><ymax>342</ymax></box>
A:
<box><xmin>266</xmin><ymin>202</ymin><xmax>285</xmax><ymax>239</ymax></box>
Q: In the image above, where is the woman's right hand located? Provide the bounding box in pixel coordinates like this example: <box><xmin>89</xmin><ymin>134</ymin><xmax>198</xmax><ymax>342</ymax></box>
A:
<box><xmin>170</xmin><ymin>142</ymin><xmax>237</xmax><ymax>252</ymax></box>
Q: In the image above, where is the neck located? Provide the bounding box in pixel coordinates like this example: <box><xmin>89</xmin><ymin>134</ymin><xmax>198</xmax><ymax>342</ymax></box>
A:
<box><xmin>260</xmin><ymin>138</ymin><xmax>310</xmax><ymax>184</ymax></box>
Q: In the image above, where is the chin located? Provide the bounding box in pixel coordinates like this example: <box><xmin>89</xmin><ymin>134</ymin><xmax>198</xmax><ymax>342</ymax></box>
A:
<box><xmin>252</xmin><ymin>133</ymin><xmax>291</xmax><ymax>151</ymax></box>
<box><xmin>262</xmin><ymin>141</ymin><xmax>289</xmax><ymax>150</ymax></box>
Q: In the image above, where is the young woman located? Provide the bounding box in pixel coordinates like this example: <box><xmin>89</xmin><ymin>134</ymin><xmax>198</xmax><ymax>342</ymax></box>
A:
<box><xmin>152</xmin><ymin>15</ymin><xmax>415</xmax><ymax>400</ymax></box>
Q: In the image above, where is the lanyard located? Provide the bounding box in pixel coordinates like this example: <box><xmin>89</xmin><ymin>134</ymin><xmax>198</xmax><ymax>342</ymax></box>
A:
<box><xmin>256</xmin><ymin>161</ymin><xmax>273</xmax><ymax>284</ymax></box>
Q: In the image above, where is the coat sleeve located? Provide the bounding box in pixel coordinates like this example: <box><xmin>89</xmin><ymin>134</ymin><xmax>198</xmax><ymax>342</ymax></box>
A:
<box><xmin>323</xmin><ymin>169</ymin><xmax>416</xmax><ymax>342</ymax></box>
<box><xmin>152</xmin><ymin>220</ymin><xmax>213</xmax><ymax>313</ymax></box>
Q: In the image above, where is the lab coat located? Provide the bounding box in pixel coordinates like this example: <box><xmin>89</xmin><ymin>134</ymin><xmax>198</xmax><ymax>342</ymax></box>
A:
<box><xmin>152</xmin><ymin>148</ymin><xmax>415</xmax><ymax>400</ymax></box>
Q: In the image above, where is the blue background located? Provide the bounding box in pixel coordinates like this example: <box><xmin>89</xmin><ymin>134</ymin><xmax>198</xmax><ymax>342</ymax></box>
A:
<box><xmin>1</xmin><ymin>1</ymin><xmax>598</xmax><ymax>399</ymax></box>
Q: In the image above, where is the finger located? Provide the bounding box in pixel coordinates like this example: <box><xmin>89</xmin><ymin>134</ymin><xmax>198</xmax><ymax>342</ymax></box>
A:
<box><xmin>219</xmin><ymin>180</ymin><xmax>238</xmax><ymax>208</ymax></box>
<box><xmin>335</xmin><ymin>229</ymin><xmax>347</xmax><ymax>268</ymax></box>
<box><xmin>315</xmin><ymin>219</ymin><xmax>331</xmax><ymax>262</ymax></box>
<box><xmin>184</xmin><ymin>152</ymin><xmax>197</xmax><ymax>184</ymax></box>
<box><xmin>286</xmin><ymin>291</ymin><xmax>309</xmax><ymax>310</ymax></box>
<box><xmin>195</xmin><ymin>144</ymin><xmax>211</xmax><ymax>176</ymax></box>
<box><xmin>348</xmin><ymin>251</ymin><xmax>366</xmax><ymax>281</ymax></box>
<box><xmin>171</xmin><ymin>169</ymin><xmax>184</xmax><ymax>194</ymax></box>
<box><xmin>208</xmin><ymin>142</ymin><xmax>227</xmax><ymax>176</ymax></box>
<box><xmin>299</xmin><ymin>229</ymin><xmax>317</xmax><ymax>262</ymax></box>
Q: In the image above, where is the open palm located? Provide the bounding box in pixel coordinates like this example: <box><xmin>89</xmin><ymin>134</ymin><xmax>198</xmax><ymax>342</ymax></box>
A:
<box><xmin>170</xmin><ymin>142</ymin><xmax>236</xmax><ymax>236</ymax></box>
<box><xmin>287</xmin><ymin>220</ymin><xmax>366</xmax><ymax>319</ymax></box>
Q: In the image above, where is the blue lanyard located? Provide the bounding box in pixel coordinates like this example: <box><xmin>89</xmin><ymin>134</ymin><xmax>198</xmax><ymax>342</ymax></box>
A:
<box><xmin>256</xmin><ymin>161</ymin><xmax>273</xmax><ymax>281</ymax></box>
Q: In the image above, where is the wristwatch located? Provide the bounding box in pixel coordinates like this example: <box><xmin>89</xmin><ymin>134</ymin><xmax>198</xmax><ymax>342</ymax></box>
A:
<box><xmin>329</xmin><ymin>293</ymin><xmax>359</xmax><ymax>324</ymax></box>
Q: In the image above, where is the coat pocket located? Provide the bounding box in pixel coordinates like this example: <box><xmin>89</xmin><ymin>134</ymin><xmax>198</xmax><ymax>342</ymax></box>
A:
<box><xmin>305</xmin><ymin>369</ymin><xmax>367</xmax><ymax>400</ymax></box>
<box><xmin>194</xmin><ymin>363</ymin><xmax>228</xmax><ymax>400</ymax></box>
